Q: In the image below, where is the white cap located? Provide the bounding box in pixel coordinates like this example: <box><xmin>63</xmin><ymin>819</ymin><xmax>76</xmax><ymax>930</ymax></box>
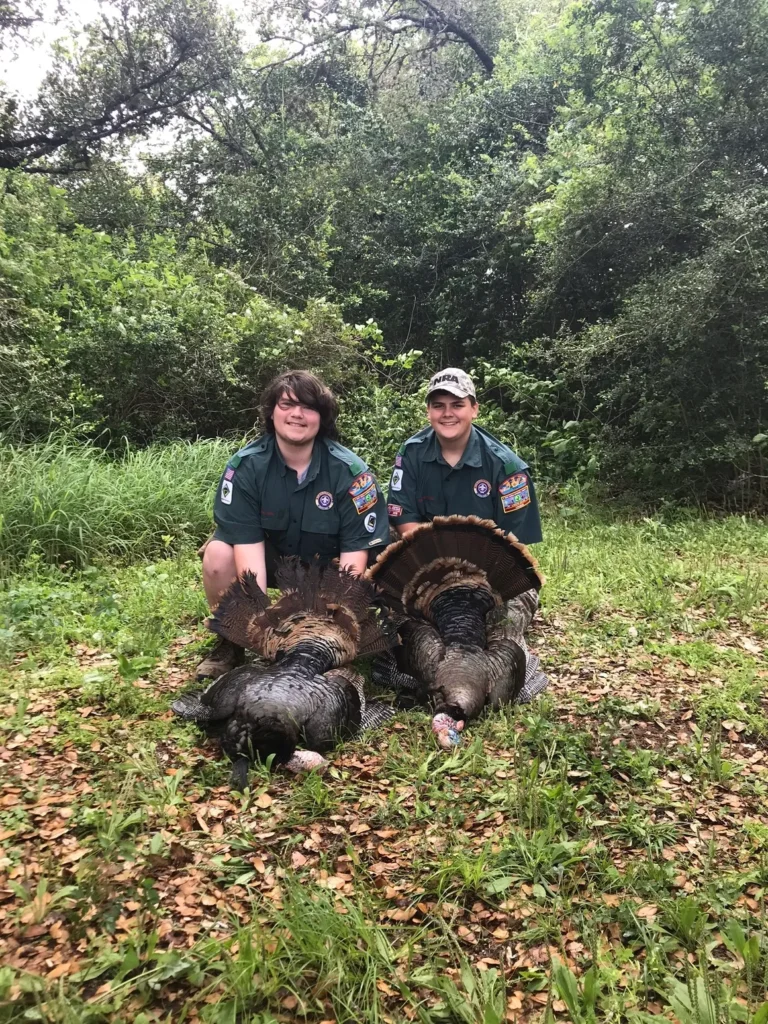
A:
<box><xmin>426</xmin><ymin>368</ymin><xmax>477</xmax><ymax>400</ymax></box>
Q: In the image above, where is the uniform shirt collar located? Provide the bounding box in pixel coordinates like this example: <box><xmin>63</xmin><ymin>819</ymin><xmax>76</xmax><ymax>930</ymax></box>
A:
<box><xmin>427</xmin><ymin>425</ymin><xmax>483</xmax><ymax>469</ymax></box>
<box><xmin>274</xmin><ymin>437</ymin><xmax>322</xmax><ymax>486</ymax></box>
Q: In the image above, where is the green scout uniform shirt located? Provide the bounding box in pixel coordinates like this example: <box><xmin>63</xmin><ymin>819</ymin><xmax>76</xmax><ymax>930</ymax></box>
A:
<box><xmin>386</xmin><ymin>424</ymin><xmax>543</xmax><ymax>545</ymax></box>
<box><xmin>213</xmin><ymin>434</ymin><xmax>390</xmax><ymax>561</ymax></box>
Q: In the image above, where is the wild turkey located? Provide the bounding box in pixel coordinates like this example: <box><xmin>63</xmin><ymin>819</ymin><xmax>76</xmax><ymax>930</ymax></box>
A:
<box><xmin>172</xmin><ymin>559</ymin><xmax>395</xmax><ymax>788</ymax></box>
<box><xmin>367</xmin><ymin>515</ymin><xmax>547</xmax><ymax>747</ymax></box>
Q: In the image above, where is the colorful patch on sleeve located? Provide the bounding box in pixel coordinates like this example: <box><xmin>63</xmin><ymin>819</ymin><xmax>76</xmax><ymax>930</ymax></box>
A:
<box><xmin>315</xmin><ymin>491</ymin><xmax>334</xmax><ymax>510</ymax></box>
<box><xmin>473</xmin><ymin>478</ymin><xmax>491</xmax><ymax>498</ymax></box>
<box><xmin>501</xmin><ymin>486</ymin><xmax>531</xmax><ymax>513</ymax></box>
<box><xmin>224</xmin><ymin>466</ymin><xmax>235</xmax><ymax>481</ymax></box>
<box><xmin>352</xmin><ymin>485</ymin><xmax>377</xmax><ymax>514</ymax></box>
<box><xmin>394</xmin><ymin>454</ymin><xmax>403</xmax><ymax>468</ymax></box>
<box><xmin>220</xmin><ymin>479</ymin><xmax>233</xmax><ymax>505</ymax></box>
<box><xmin>390</xmin><ymin>468</ymin><xmax>403</xmax><ymax>491</ymax></box>
<box><xmin>348</xmin><ymin>472</ymin><xmax>374</xmax><ymax>497</ymax></box>
<box><xmin>387</xmin><ymin>503</ymin><xmax>403</xmax><ymax>517</ymax></box>
<box><xmin>499</xmin><ymin>472</ymin><xmax>528</xmax><ymax>496</ymax></box>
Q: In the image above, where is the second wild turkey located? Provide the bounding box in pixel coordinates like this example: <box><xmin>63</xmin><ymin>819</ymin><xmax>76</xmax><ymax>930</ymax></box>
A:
<box><xmin>172</xmin><ymin>558</ymin><xmax>395</xmax><ymax>788</ymax></box>
<box><xmin>367</xmin><ymin>515</ymin><xmax>548</xmax><ymax>747</ymax></box>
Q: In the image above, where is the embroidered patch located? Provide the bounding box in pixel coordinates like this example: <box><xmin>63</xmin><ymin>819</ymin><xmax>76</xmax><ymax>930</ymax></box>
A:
<box><xmin>502</xmin><ymin>486</ymin><xmax>531</xmax><ymax>512</ymax></box>
<box><xmin>388</xmin><ymin>503</ymin><xmax>403</xmax><ymax>516</ymax></box>
<box><xmin>315</xmin><ymin>491</ymin><xmax>334</xmax><ymax>510</ymax></box>
<box><xmin>364</xmin><ymin>511</ymin><xmax>377</xmax><ymax>534</ymax></box>
<box><xmin>499</xmin><ymin>472</ymin><xmax>528</xmax><ymax>496</ymax></box>
<box><xmin>395</xmin><ymin>454</ymin><xmax>403</xmax><ymax>468</ymax></box>
<box><xmin>390</xmin><ymin>468</ymin><xmax>403</xmax><ymax>492</ymax></box>
<box><xmin>348</xmin><ymin>472</ymin><xmax>374</xmax><ymax>497</ymax></box>
<box><xmin>473</xmin><ymin>478</ymin><xmax>491</xmax><ymax>498</ymax></box>
<box><xmin>352</xmin><ymin>485</ymin><xmax>377</xmax><ymax>515</ymax></box>
<box><xmin>224</xmin><ymin>467</ymin><xmax>235</xmax><ymax>481</ymax></box>
<box><xmin>220</xmin><ymin>479</ymin><xmax>233</xmax><ymax>505</ymax></box>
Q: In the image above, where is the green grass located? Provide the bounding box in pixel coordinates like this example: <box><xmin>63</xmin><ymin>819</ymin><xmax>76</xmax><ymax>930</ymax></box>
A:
<box><xmin>1</xmin><ymin>451</ymin><xmax>767</xmax><ymax>1022</ymax></box>
<box><xmin>0</xmin><ymin>435</ymin><xmax>232</xmax><ymax>572</ymax></box>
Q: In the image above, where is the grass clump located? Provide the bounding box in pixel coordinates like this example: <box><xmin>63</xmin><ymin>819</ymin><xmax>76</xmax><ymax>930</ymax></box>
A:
<box><xmin>0</xmin><ymin>435</ymin><xmax>233</xmax><ymax>571</ymax></box>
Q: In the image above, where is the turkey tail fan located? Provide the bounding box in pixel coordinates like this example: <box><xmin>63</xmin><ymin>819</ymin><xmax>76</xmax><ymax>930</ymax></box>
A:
<box><xmin>209</xmin><ymin>570</ymin><xmax>271</xmax><ymax>651</ymax></box>
<box><xmin>211</xmin><ymin>560</ymin><xmax>381</xmax><ymax>661</ymax></box>
<box><xmin>273</xmin><ymin>557</ymin><xmax>376</xmax><ymax>624</ymax></box>
<box><xmin>356</xmin><ymin>608</ymin><xmax>401</xmax><ymax>658</ymax></box>
<box><xmin>369</xmin><ymin>515</ymin><xmax>542</xmax><ymax>607</ymax></box>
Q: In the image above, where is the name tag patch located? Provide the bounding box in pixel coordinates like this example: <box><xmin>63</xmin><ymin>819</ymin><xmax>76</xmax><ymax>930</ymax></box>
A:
<box><xmin>352</xmin><ymin>485</ymin><xmax>377</xmax><ymax>515</ymax></box>
<box><xmin>473</xmin><ymin>478</ymin><xmax>491</xmax><ymax>497</ymax></box>
<box><xmin>348</xmin><ymin>472</ymin><xmax>374</xmax><ymax>497</ymax></box>
<box><xmin>501</xmin><ymin>486</ymin><xmax>531</xmax><ymax>512</ymax></box>
<box><xmin>499</xmin><ymin>473</ymin><xmax>528</xmax><ymax>495</ymax></box>
<box><xmin>315</xmin><ymin>491</ymin><xmax>334</xmax><ymax>510</ymax></box>
<box><xmin>390</xmin><ymin>468</ymin><xmax>403</xmax><ymax>492</ymax></box>
<box><xmin>387</xmin><ymin>503</ymin><xmax>403</xmax><ymax>516</ymax></box>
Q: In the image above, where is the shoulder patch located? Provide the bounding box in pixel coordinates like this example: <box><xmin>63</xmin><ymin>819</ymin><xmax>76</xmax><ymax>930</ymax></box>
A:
<box><xmin>501</xmin><ymin>486</ymin><xmax>531</xmax><ymax>512</ymax></box>
<box><xmin>351</xmin><ymin>485</ymin><xmax>377</xmax><ymax>515</ymax></box>
<box><xmin>499</xmin><ymin>472</ymin><xmax>528</xmax><ymax>495</ymax></box>
<box><xmin>348</xmin><ymin>472</ymin><xmax>374</xmax><ymax>497</ymax></box>
<box><xmin>387</xmin><ymin>503</ymin><xmax>403</xmax><ymax>517</ymax></box>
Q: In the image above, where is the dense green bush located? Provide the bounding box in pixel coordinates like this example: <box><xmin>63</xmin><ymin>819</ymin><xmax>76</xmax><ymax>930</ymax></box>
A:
<box><xmin>0</xmin><ymin>173</ymin><xmax>371</xmax><ymax>445</ymax></box>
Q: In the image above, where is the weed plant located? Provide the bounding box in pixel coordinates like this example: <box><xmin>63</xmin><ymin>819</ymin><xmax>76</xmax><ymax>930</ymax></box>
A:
<box><xmin>0</xmin><ymin>435</ymin><xmax>232</xmax><ymax>571</ymax></box>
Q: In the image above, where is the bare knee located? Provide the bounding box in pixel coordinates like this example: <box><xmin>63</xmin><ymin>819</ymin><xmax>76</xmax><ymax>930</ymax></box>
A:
<box><xmin>203</xmin><ymin>539</ymin><xmax>237</xmax><ymax>609</ymax></box>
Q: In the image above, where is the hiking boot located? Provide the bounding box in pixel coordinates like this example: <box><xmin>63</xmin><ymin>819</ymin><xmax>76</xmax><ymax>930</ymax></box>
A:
<box><xmin>196</xmin><ymin>637</ymin><xmax>245</xmax><ymax>680</ymax></box>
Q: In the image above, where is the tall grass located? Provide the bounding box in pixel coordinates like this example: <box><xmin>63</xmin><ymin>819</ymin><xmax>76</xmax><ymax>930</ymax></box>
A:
<box><xmin>0</xmin><ymin>435</ymin><xmax>233</xmax><ymax>571</ymax></box>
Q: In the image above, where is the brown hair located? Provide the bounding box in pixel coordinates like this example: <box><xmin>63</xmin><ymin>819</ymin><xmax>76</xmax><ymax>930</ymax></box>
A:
<box><xmin>260</xmin><ymin>370</ymin><xmax>339</xmax><ymax>440</ymax></box>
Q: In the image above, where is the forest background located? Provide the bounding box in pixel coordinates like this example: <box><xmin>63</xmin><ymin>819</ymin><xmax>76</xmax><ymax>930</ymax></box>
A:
<box><xmin>2</xmin><ymin>0</ymin><xmax>767</xmax><ymax>526</ymax></box>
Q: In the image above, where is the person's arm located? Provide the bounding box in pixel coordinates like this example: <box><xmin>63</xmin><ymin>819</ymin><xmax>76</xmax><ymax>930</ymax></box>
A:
<box><xmin>339</xmin><ymin>550</ymin><xmax>368</xmax><ymax>576</ymax></box>
<box><xmin>395</xmin><ymin>522</ymin><xmax>421</xmax><ymax>537</ymax></box>
<box><xmin>233</xmin><ymin>541</ymin><xmax>268</xmax><ymax>593</ymax></box>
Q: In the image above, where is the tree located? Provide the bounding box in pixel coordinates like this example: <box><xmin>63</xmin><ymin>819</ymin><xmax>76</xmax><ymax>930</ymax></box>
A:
<box><xmin>253</xmin><ymin>0</ymin><xmax>502</xmax><ymax>80</ymax></box>
<box><xmin>0</xmin><ymin>0</ymin><xmax>239</xmax><ymax>172</ymax></box>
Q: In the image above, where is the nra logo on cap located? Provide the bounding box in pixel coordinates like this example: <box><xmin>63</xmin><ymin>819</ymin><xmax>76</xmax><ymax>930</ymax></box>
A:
<box><xmin>427</xmin><ymin>367</ymin><xmax>476</xmax><ymax>399</ymax></box>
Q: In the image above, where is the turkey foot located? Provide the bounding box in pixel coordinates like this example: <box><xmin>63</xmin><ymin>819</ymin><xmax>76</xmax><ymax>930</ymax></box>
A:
<box><xmin>284</xmin><ymin>750</ymin><xmax>329</xmax><ymax>774</ymax></box>
<box><xmin>432</xmin><ymin>713</ymin><xmax>464</xmax><ymax>748</ymax></box>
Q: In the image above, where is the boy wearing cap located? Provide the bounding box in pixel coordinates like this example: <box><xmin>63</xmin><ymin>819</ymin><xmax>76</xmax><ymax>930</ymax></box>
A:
<box><xmin>386</xmin><ymin>368</ymin><xmax>542</xmax><ymax>545</ymax></box>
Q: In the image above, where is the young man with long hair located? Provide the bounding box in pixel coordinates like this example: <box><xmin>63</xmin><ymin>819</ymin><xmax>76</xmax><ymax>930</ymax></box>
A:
<box><xmin>197</xmin><ymin>370</ymin><xmax>389</xmax><ymax>679</ymax></box>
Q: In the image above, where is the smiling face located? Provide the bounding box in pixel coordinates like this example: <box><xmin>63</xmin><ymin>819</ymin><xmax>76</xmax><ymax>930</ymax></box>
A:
<box><xmin>427</xmin><ymin>391</ymin><xmax>479</xmax><ymax>447</ymax></box>
<box><xmin>271</xmin><ymin>389</ymin><xmax>322</xmax><ymax>447</ymax></box>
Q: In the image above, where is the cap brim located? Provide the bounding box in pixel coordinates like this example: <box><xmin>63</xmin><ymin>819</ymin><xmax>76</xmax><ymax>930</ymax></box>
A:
<box><xmin>427</xmin><ymin>384</ymin><xmax>474</xmax><ymax>398</ymax></box>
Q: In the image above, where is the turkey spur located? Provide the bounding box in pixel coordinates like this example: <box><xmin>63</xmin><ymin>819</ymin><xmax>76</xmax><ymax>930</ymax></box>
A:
<box><xmin>368</xmin><ymin>515</ymin><xmax>548</xmax><ymax>748</ymax></box>
<box><xmin>172</xmin><ymin>559</ymin><xmax>395</xmax><ymax>789</ymax></box>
